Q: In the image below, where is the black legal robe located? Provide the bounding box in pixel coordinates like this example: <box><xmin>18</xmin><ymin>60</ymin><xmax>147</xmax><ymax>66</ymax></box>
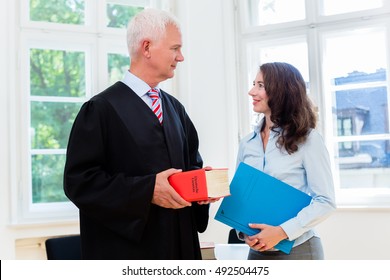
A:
<box><xmin>64</xmin><ymin>82</ymin><xmax>209</xmax><ymax>259</ymax></box>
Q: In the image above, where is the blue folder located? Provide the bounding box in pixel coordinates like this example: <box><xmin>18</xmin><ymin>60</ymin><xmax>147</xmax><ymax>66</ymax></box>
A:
<box><xmin>214</xmin><ymin>162</ymin><xmax>312</xmax><ymax>254</ymax></box>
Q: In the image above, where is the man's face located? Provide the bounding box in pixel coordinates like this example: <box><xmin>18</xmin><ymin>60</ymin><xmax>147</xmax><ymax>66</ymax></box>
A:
<box><xmin>149</xmin><ymin>24</ymin><xmax>184</xmax><ymax>81</ymax></box>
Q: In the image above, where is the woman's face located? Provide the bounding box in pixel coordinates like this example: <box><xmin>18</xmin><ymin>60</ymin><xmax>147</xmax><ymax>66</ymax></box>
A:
<box><xmin>248</xmin><ymin>71</ymin><xmax>271</xmax><ymax>115</ymax></box>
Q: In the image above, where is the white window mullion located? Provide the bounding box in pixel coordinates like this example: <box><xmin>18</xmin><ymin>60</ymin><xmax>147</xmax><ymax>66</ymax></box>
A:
<box><xmin>31</xmin><ymin>149</ymin><xmax>66</xmax><ymax>155</ymax></box>
<box><xmin>29</xmin><ymin>96</ymin><xmax>87</xmax><ymax>103</ymax></box>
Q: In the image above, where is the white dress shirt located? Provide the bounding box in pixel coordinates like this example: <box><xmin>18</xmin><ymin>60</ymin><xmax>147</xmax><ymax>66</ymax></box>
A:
<box><xmin>121</xmin><ymin>70</ymin><xmax>161</xmax><ymax>109</ymax></box>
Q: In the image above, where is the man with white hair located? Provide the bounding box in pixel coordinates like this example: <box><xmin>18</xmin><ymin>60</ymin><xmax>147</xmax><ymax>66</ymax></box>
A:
<box><xmin>64</xmin><ymin>8</ymin><xmax>210</xmax><ymax>259</ymax></box>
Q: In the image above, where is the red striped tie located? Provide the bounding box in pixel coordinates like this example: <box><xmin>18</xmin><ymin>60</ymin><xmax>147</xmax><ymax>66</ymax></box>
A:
<box><xmin>147</xmin><ymin>88</ymin><xmax>163</xmax><ymax>124</ymax></box>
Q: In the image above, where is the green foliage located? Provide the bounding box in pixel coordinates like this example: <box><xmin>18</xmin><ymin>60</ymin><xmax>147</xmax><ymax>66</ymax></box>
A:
<box><xmin>30</xmin><ymin>49</ymin><xmax>85</xmax><ymax>97</ymax></box>
<box><xmin>107</xmin><ymin>4</ymin><xmax>143</xmax><ymax>28</ymax></box>
<box><xmin>108</xmin><ymin>53</ymin><xmax>129</xmax><ymax>85</ymax></box>
<box><xmin>30</xmin><ymin>0</ymin><xmax>85</xmax><ymax>24</ymax></box>
<box><xmin>31</xmin><ymin>101</ymin><xmax>81</xmax><ymax>149</ymax></box>
<box><xmin>32</xmin><ymin>154</ymin><xmax>68</xmax><ymax>203</ymax></box>
<box><xmin>30</xmin><ymin>48</ymin><xmax>85</xmax><ymax>203</ymax></box>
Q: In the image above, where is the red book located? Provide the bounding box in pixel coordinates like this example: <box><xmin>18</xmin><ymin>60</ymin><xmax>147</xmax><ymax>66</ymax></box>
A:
<box><xmin>168</xmin><ymin>168</ymin><xmax>230</xmax><ymax>201</ymax></box>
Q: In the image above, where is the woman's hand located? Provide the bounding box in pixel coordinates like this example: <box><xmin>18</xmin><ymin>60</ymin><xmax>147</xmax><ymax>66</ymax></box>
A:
<box><xmin>245</xmin><ymin>223</ymin><xmax>288</xmax><ymax>251</ymax></box>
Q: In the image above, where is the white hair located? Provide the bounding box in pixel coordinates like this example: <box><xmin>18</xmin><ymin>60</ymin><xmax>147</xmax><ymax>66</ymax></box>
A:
<box><xmin>127</xmin><ymin>8</ymin><xmax>181</xmax><ymax>58</ymax></box>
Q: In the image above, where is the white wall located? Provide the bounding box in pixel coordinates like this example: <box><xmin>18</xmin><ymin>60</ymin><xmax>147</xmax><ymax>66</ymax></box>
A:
<box><xmin>0</xmin><ymin>0</ymin><xmax>10</xmax><ymax>260</ymax></box>
<box><xmin>317</xmin><ymin>209</ymin><xmax>390</xmax><ymax>259</ymax></box>
<box><xmin>0</xmin><ymin>0</ymin><xmax>389</xmax><ymax>260</ymax></box>
<box><xmin>174</xmin><ymin>0</ymin><xmax>242</xmax><ymax>251</ymax></box>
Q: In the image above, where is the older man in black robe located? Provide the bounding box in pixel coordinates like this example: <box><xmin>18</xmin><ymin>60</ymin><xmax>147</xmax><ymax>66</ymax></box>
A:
<box><xmin>63</xmin><ymin>8</ymin><xmax>210</xmax><ymax>260</ymax></box>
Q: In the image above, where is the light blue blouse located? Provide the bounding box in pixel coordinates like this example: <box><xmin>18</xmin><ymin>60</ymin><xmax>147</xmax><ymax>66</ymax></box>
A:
<box><xmin>236</xmin><ymin>117</ymin><xmax>336</xmax><ymax>247</ymax></box>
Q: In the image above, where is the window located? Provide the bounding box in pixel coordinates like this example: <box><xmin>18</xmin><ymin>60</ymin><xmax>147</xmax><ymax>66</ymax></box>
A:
<box><xmin>29</xmin><ymin>46</ymin><xmax>86</xmax><ymax>204</ymax></box>
<box><xmin>322</xmin><ymin>28</ymin><xmax>389</xmax><ymax>192</ymax></box>
<box><xmin>236</xmin><ymin>0</ymin><xmax>390</xmax><ymax>207</ymax></box>
<box><xmin>321</xmin><ymin>0</ymin><xmax>383</xmax><ymax>16</ymax></box>
<box><xmin>247</xmin><ymin>0</ymin><xmax>306</xmax><ymax>26</ymax></box>
<box><xmin>15</xmin><ymin>0</ymin><xmax>166</xmax><ymax>223</ymax></box>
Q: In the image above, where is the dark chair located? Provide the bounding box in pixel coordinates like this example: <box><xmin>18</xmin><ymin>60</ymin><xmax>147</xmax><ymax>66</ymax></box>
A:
<box><xmin>45</xmin><ymin>235</ymin><xmax>81</xmax><ymax>260</ymax></box>
<box><xmin>228</xmin><ymin>228</ymin><xmax>245</xmax><ymax>244</ymax></box>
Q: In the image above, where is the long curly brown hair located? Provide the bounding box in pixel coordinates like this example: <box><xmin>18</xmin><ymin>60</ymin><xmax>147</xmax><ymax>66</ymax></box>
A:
<box><xmin>260</xmin><ymin>62</ymin><xmax>317</xmax><ymax>154</ymax></box>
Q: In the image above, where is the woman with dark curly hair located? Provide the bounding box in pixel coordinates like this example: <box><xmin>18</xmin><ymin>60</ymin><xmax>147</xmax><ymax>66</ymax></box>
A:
<box><xmin>236</xmin><ymin>62</ymin><xmax>336</xmax><ymax>260</ymax></box>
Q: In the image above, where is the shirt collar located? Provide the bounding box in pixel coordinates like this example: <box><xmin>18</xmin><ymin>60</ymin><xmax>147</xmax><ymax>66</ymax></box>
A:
<box><xmin>247</xmin><ymin>116</ymin><xmax>281</xmax><ymax>141</ymax></box>
<box><xmin>248</xmin><ymin>117</ymin><xmax>264</xmax><ymax>141</ymax></box>
<box><xmin>122</xmin><ymin>71</ymin><xmax>160</xmax><ymax>98</ymax></box>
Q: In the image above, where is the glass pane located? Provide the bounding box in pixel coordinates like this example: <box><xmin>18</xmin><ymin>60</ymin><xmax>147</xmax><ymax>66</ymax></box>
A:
<box><xmin>248</xmin><ymin>0</ymin><xmax>305</xmax><ymax>26</ymax></box>
<box><xmin>249</xmin><ymin>41</ymin><xmax>309</xmax><ymax>82</ymax></box>
<box><xmin>106</xmin><ymin>3</ymin><xmax>144</xmax><ymax>28</ymax></box>
<box><xmin>324</xmin><ymin>29</ymin><xmax>390</xmax><ymax>189</ymax></box>
<box><xmin>321</xmin><ymin>0</ymin><xmax>383</xmax><ymax>16</ymax></box>
<box><xmin>336</xmin><ymin>140</ymin><xmax>390</xmax><ymax>189</ymax></box>
<box><xmin>108</xmin><ymin>53</ymin><xmax>129</xmax><ymax>85</ymax></box>
<box><xmin>30</xmin><ymin>0</ymin><xmax>85</xmax><ymax>25</ymax></box>
<box><xmin>32</xmin><ymin>154</ymin><xmax>68</xmax><ymax>203</ymax></box>
<box><xmin>325</xmin><ymin>30</ymin><xmax>386</xmax><ymax>78</ymax></box>
<box><xmin>30</xmin><ymin>48</ymin><xmax>85</xmax><ymax>97</ymax></box>
<box><xmin>335</xmin><ymin>84</ymin><xmax>388</xmax><ymax>135</ymax></box>
<box><xmin>31</xmin><ymin>101</ymin><xmax>83</xmax><ymax>149</ymax></box>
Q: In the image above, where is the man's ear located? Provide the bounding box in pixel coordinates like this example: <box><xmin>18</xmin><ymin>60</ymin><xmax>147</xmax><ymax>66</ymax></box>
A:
<box><xmin>141</xmin><ymin>40</ymin><xmax>152</xmax><ymax>58</ymax></box>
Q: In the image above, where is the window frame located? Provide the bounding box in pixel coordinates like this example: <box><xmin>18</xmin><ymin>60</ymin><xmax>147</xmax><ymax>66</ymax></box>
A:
<box><xmin>319</xmin><ymin>20</ymin><xmax>390</xmax><ymax>208</ymax></box>
<box><xmin>19</xmin><ymin>32</ymin><xmax>96</xmax><ymax>222</ymax></box>
<box><xmin>235</xmin><ymin>0</ymin><xmax>390</xmax><ymax>208</ymax></box>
